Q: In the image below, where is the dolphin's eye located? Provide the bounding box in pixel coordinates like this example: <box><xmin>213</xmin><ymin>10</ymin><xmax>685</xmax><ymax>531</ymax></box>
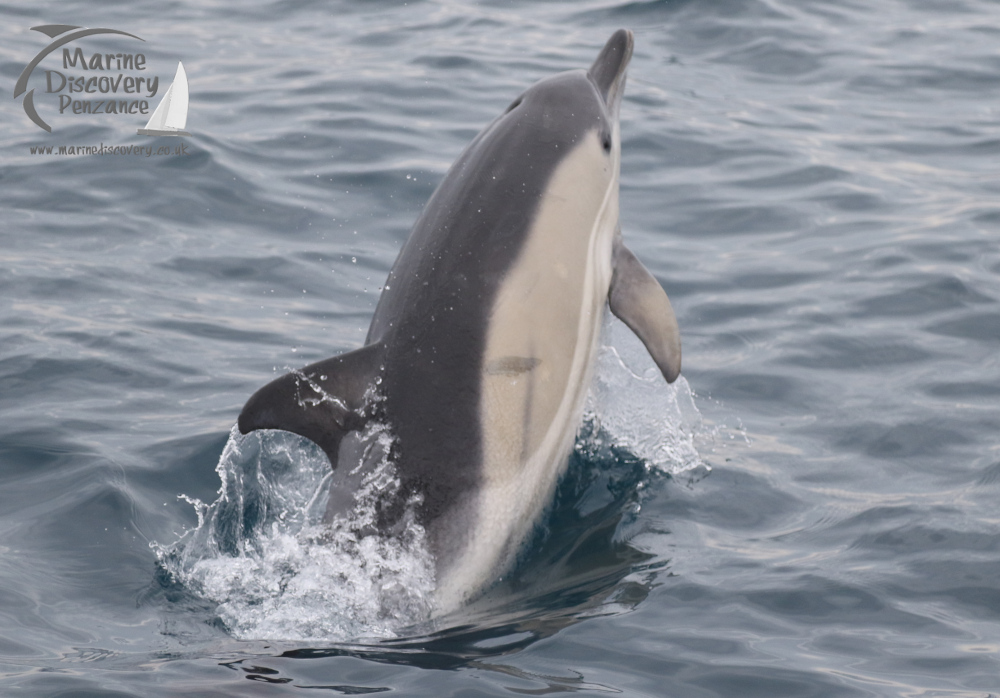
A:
<box><xmin>505</xmin><ymin>97</ymin><xmax>523</xmax><ymax>113</ymax></box>
<box><xmin>602</xmin><ymin>134</ymin><xmax>612</xmax><ymax>152</ymax></box>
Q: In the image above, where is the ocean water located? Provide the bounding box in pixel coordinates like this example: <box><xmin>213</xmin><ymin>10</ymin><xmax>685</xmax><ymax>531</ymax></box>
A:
<box><xmin>2</xmin><ymin>0</ymin><xmax>999</xmax><ymax>695</ymax></box>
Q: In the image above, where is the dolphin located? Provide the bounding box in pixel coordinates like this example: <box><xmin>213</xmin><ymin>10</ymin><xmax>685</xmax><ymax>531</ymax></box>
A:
<box><xmin>238</xmin><ymin>29</ymin><xmax>681</xmax><ymax>614</ymax></box>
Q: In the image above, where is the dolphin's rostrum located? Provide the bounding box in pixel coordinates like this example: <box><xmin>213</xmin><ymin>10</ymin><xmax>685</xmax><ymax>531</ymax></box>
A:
<box><xmin>238</xmin><ymin>29</ymin><xmax>681</xmax><ymax>614</ymax></box>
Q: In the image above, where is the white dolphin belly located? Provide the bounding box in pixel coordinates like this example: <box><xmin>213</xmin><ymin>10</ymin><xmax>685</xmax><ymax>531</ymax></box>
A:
<box><xmin>435</xmin><ymin>133</ymin><xmax>620</xmax><ymax>610</ymax></box>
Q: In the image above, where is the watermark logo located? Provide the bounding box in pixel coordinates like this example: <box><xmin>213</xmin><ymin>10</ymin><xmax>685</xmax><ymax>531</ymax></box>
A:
<box><xmin>14</xmin><ymin>24</ymin><xmax>189</xmax><ymax>137</ymax></box>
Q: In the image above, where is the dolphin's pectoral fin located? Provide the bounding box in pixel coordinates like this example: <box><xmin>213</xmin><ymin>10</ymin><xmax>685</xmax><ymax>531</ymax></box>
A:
<box><xmin>609</xmin><ymin>241</ymin><xmax>682</xmax><ymax>383</ymax></box>
<box><xmin>237</xmin><ymin>342</ymin><xmax>385</xmax><ymax>468</ymax></box>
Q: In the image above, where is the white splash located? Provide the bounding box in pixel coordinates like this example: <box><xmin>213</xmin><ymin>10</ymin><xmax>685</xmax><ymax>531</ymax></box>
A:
<box><xmin>586</xmin><ymin>314</ymin><xmax>707</xmax><ymax>475</ymax></box>
<box><xmin>154</xmin><ymin>424</ymin><xmax>435</xmax><ymax>642</ymax></box>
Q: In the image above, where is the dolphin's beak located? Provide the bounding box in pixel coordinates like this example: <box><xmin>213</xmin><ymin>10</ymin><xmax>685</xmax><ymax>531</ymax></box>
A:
<box><xmin>587</xmin><ymin>29</ymin><xmax>634</xmax><ymax>119</ymax></box>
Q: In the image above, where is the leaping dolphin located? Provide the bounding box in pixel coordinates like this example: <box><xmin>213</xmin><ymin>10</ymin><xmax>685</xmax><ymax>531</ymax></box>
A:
<box><xmin>238</xmin><ymin>29</ymin><xmax>681</xmax><ymax>614</ymax></box>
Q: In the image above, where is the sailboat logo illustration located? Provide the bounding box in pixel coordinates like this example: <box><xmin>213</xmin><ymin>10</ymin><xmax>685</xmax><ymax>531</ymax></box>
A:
<box><xmin>138</xmin><ymin>61</ymin><xmax>190</xmax><ymax>137</ymax></box>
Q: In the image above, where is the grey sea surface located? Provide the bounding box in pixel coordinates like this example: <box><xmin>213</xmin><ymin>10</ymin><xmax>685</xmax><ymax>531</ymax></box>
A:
<box><xmin>2</xmin><ymin>0</ymin><xmax>999</xmax><ymax>695</ymax></box>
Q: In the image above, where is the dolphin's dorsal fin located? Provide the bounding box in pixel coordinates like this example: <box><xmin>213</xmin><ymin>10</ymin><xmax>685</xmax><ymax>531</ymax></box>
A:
<box><xmin>609</xmin><ymin>239</ymin><xmax>682</xmax><ymax>383</ymax></box>
<box><xmin>237</xmin><ymin>342</ymin><xmax>385</xmax><ymax>467</ymax></box>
